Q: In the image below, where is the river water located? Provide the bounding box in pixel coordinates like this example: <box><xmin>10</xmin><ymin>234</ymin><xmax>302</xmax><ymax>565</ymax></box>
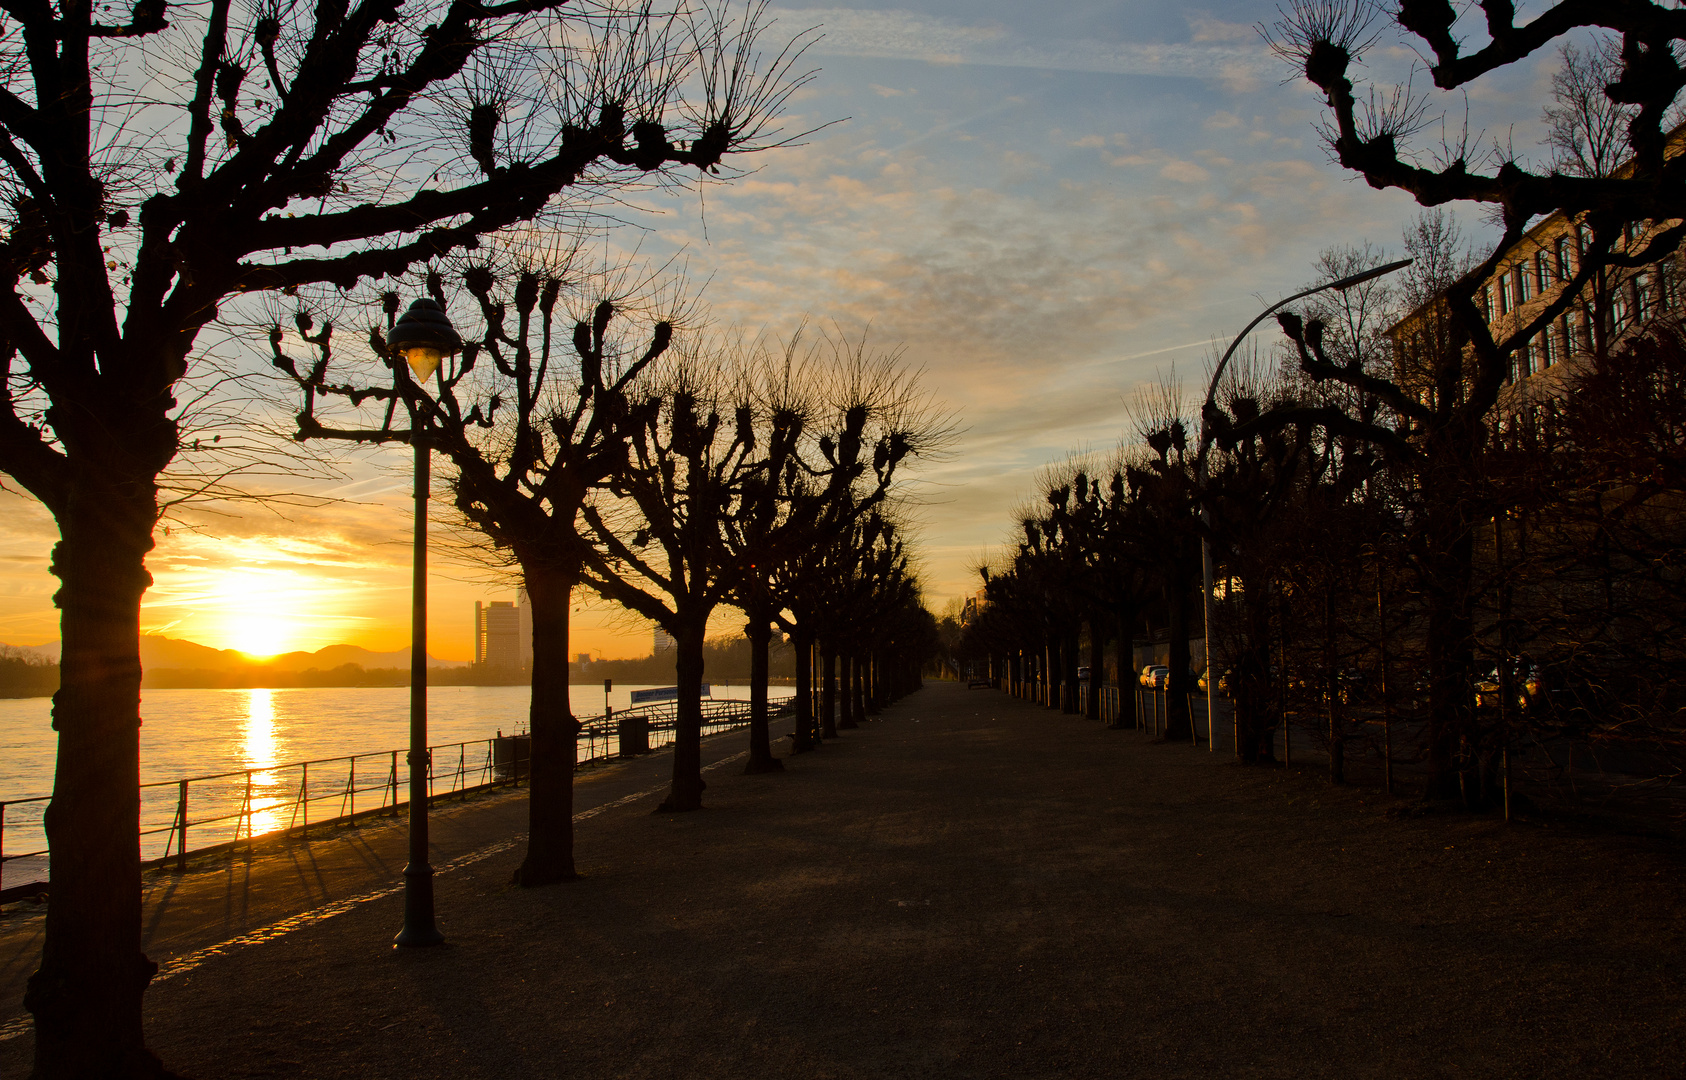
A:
<box><xmin>0</xmin><ymin>682</ymin><xmax>793</xmax><ymax>888</ymax></box>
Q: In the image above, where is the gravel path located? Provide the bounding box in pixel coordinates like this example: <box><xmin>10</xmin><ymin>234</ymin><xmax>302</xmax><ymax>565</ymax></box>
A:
<box><xmin>2</xmin><ymin>680</ymin><xmax>1682</xmax><ymax>1079</ymax></box>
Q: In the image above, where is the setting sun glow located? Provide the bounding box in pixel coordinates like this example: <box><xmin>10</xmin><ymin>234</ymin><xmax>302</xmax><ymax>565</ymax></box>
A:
<box><xmin>167</xmin><ymin>568</ymin><xmax>330</xmax><ymax>658</ymax></box>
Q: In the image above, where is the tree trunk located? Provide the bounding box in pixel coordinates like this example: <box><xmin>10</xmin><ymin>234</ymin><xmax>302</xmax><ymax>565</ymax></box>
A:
<box><xmin>1424</xmin><ymin>528</ymin><xmax>1477</xmax><ymax>801</ymax></box>
<box><xmin>790</xmin><ymin>627</ymin><xmax>816</xmax><ymax>754</ymax></box>
<box><xmin>658</xmin><ymin>621</ymin><xmax>708</xmax><ymax>812</ymax></box>
<box><xmin>1062</xmin><ymin>627</ymin><xmax>1081</xmax><ymax>715</ymax></box>
<box><xmin>512</xmin><ymin>566</ymin><xmax>581</xmax><ymax>884</ymax></box>
<box><xmin>1234</xmin><ymin>572</ymin><xmax>1277</xmax><ymax>764</ymax></box>
<box><xmin>1111</xmin><ymin>603</ymin><xmax>1137</xmax><ymax>730</ymax></box>
<box><xmin>1045</xmin><ymin>636</ymin><xmax>1061</xmax><ymax>709</ymax></box>
<box><xmin>25</xmin><ymin>491</ymin><xmax>173</xmax><ymax>1080</ymax></box>
<box><xmin>1086</xmin><ymin>617</ymin><xmax>1105</xmax><ymax>721</ymax></box>
<box><xmin>1164</xmin><ymin>575</ymin><xmax>1194</xmax><ymax>742</ymax></box>
<box><xmin>820</xmin><ymin>647</ymin><xmax>839</xmax><ymax>739</ymax></box>
<box><xmin>838</xmin><ymin>653</ymin><xmax>860</xmax><ymax>729</ymax></box>
<box><xmin>743</xmin><ymin>614</ymin><xmax>784</xmax><ymax>774</ymax></box>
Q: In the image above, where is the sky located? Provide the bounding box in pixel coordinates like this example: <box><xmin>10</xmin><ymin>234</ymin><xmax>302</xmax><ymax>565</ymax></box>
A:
<box><xmin>0</xmin><ymin>1</ymin><xmax>1569</xmax><ymax>662</ymax></box>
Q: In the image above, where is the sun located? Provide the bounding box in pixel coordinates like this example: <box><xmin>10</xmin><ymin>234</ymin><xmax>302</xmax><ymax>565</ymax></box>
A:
<box><xmin>196</xmin><ymin>570</ymin><xmax>313</xmax><ymax>658</ymax></box>
<box><xmin>225</xmin><ymin>611</ymin><xmax>295</xmax><ymax>659</ymax></box>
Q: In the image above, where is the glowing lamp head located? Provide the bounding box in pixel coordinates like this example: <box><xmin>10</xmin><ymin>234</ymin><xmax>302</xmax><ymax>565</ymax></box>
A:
<box><xmin>402</xmin><ymin>346</ymin><xmax>446</xmax><ymax>381</ymax></box>
<box><xmin>388</xmin><ymin>298</ymin><xmax>461</xmax><ymax>382</ymax></box>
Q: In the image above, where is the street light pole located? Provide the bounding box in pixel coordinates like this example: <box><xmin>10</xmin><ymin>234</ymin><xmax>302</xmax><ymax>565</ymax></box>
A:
<box><xmin>388</xmin><ymin>297</ymin><xmax>460</xmax><ymax>949</ymax></box>
<box><xmin>1197</xmin><ymin>259</ymin><xmax>1411</xmax><ymax>757</ymax></box>
<box><xmin>395</xmin><ymin>417</ymin><xmax>443</xmax><ymax>947</ymax></box>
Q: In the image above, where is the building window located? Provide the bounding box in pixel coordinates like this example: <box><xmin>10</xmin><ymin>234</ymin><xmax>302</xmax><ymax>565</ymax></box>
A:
<box><xmin>1558</xmin><ymin>315</ymin><xmax>1572</xmax><ymax>362</ymax></box>
<box><xmin>1634</xmin><ymin>270</ymin><xmax>1651</xmax><ymax>322</ymax></box>
<box><xmin>1517</xmin><ymin>265</ymin><xmax>1531</xmax><ymax>304</ymax></box>
<box><xmin>1498</xmin><ymin>277</ymin><xmax>1511</xmax><ymax>315</ymax></box>
<box><xmin>1555</xmin><ymin>236</ymin><xmax>1571</xmax><ymax>281</ymax></box>
<box><xmin>1535</xmin><ymin>252</ymin><xmax>1548</xmax><ymax>294</ymax></box>
<box><xmin>1538</xmin><ymin>326</ymin><xmax>1554</xmax><ymax>369</ymax></box>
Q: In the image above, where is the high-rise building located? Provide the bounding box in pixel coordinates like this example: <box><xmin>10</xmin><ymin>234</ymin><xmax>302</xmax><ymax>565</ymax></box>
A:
<box><xmin>653</xmin><ymin>626</ymin><xmax>677</xmax><ymax>654</ymax></box>
<box><xmin>517</xmin><ymin>588</ymin><xmax>532</xmax><ymax>669</ymax></box>
<box><xmin>475</xmin><ymin>593</ymin><xmax>530</xmax><ymax>670</ymax></box>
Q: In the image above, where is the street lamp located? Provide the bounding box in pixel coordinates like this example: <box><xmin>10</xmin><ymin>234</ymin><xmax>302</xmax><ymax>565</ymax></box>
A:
<box><xmin>388</xmin><ymin>297</ymin><xmax>461</xmax><ymax>948</ymax></box>
<box><xmin>1196</xmin><ymin>259</ymin><xmax>1411</xmax><ymax>756</ymax></box>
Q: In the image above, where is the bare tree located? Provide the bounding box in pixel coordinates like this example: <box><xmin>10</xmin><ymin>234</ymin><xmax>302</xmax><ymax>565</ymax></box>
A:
<box><xmin>580</xmin><ymin>351</ymin><xmax>758</xmax><ymax>811</ymax></box>
<box><xmin>0</xmin><ymin>1</ymin><xmax>813</xmax><ymax>1071</ymax></box>
<box><xmin>1544</xmin><ymin>40</ymin><xmax>1636</xmax><ymax>179</ymax></box>
<box><xmin>1266</xmin><ymin>0</ymin><xmax>1686</xmax><ymax>429</ymax></box>
<box><xmin>278</xmin><ymin>255</ymin><xmax>686</xmax><ymax>888</ymax></box>
<box><xmin>1127</xmin><ymin>386</ymin><xmax>1202</xmax><ymax>742</ymax></box>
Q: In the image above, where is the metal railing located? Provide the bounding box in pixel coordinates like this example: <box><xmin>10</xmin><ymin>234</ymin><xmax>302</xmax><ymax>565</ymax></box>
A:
<box><xmin>0</xmin><ymin>695</ymin><xmax>791</xmax><ymax>896</ymax></box>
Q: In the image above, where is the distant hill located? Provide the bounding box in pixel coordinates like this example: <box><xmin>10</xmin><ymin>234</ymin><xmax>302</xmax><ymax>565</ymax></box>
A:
<box><xmin>9</xmin><ymin>635</ymin><xmax>467</xmax><ymax>671</ymax></box>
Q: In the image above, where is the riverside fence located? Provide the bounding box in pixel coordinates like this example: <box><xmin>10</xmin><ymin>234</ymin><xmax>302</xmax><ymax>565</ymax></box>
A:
<box><xmin>0</xmin><ymin>696</ymin><xmax>790</xmax><ymax>899</ymax></box>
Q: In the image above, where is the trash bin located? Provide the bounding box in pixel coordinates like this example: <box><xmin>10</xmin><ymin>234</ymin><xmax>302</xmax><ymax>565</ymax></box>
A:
<box><xmin>618</xmin><ymin>714</ymin><xmax>650</xmax><ymax>758</ymax></box>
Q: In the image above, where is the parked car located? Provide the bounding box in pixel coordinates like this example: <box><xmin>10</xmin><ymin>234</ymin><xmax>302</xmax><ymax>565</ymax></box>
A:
<box><xmin>1145</xmin><ymin>667</ymin><xmax>1200</xmax><ymax>691</ymax></box>
<box><xmin>1076</xmin><ymin>666</ymin><xmax>1091</xmax><ymax>682</ymax></box>
<box><xmin>1197</xmin><ymin>669</ymin><xmax>1234</xmax><ymax>697</ymax></box>
<box><xmin>1139</xmin><ymin>664</ymin><xmax>1160</xmax><ymax>687</ymax></box>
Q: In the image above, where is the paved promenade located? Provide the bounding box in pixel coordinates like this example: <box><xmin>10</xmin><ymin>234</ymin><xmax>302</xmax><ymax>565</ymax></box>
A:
<box><xmin>2</xmin><ymin>681</ymin><xmax>1683</xmax><ymax>1078</ymax></box>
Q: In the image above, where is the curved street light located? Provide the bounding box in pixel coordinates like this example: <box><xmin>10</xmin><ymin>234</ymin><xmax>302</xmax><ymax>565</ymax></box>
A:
<box><xmin>389</xmin><ymin>297</ymin><xmax>462</xmax><ymax>948</ymax></box>
<box><xmin>1196</xmin><ymin>259</ymin><xmax>1411</xmax><ymax>755</ymax></box>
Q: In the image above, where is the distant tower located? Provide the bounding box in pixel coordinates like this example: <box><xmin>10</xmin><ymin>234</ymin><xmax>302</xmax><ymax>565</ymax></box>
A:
<box><xmin>475</xmin><ymin>600</ymin><xmax>522</xmax><ymax>669</ymax></box>
<box><xmin>653</xmin><ymin>626</ymin><xmax>677</xmax><ymax>655</ymax></box>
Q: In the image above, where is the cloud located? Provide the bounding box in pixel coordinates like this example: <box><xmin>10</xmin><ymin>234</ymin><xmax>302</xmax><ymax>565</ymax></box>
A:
<box><xmin>1161</xmin><ymin>159</ymin><xmax>1211</xmax><ymax>183</ymax></box>
<box><xmin>769</xmin><ymin>7</ymin><xmax>1278</xmax><ymax>84</ymax></box>
<box><xmin>1188</xmin><ymin>13</ymin><xmax>1258</xmax><ymax>44</ymax></box>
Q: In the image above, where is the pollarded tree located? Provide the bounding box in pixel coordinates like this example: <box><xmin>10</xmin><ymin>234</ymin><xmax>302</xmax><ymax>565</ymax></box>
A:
<box><xmin>1265</xmin><ymin>0</ymin><xmax>1686</xmax><ymax>795</ymax></box>
<box><xmin>0</xmin><ymin>1</ymin><xmax>813</xmax><ymax>1072</ymax></box>
<box><xmin>718</xmin><ymin>331</ymin><xmax>913</xmax><ymax>771</ymax></box>
<box><xmin>581</xmin><ymin>354</ymin><xmax>754</xmax><ymax>810</ymax></box>
<box><xmin>1268</xmin><ymin>0</ymin><xmax>1686</xmax><ymax>382</ymax></box>
<box><xmin>1126</xmin><ymin>407</ymin><xmax>1203</xmax><ymax>743</ymax></box>
<box><xmin>278</xmin><ymin>258</ymin><xmax>682</xmax><ymax>887</ymax></box>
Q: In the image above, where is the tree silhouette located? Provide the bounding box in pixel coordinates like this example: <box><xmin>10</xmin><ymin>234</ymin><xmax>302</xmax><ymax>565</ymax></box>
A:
<box><xmin>1</xmin><ymin>0</ymin><xmax>813</xmax><ymax>1072</ymax></box>
<box><xmin>279</xmin><ymin>260</ymin><xmax>680</xmax><ymax>886</ymax></box>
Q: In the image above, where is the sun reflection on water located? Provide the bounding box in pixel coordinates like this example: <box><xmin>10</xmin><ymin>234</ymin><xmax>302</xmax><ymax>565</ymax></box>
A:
<box><xmin>242</xmin><ymin>688</ymin><xmax>285</xmax><ymax>836</ymax></box>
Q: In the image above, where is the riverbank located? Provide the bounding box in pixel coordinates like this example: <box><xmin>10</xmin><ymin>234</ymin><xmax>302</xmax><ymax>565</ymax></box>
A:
<box><xmin>3</xmin><ymin>681</ymin><xmax>1682</xmax><ymax>1078</ymax></box>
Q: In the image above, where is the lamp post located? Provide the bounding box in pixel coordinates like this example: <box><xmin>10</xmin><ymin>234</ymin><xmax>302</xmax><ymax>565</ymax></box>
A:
<box><xmin>388</xmin><ymin>297</ymin><xmax>461</xmax><ymax>948</ymax></box>
<box><xmin>1196</xmin><ymin>259</ymin><xmax>1411</xmax><ymax>757</ymax></box>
